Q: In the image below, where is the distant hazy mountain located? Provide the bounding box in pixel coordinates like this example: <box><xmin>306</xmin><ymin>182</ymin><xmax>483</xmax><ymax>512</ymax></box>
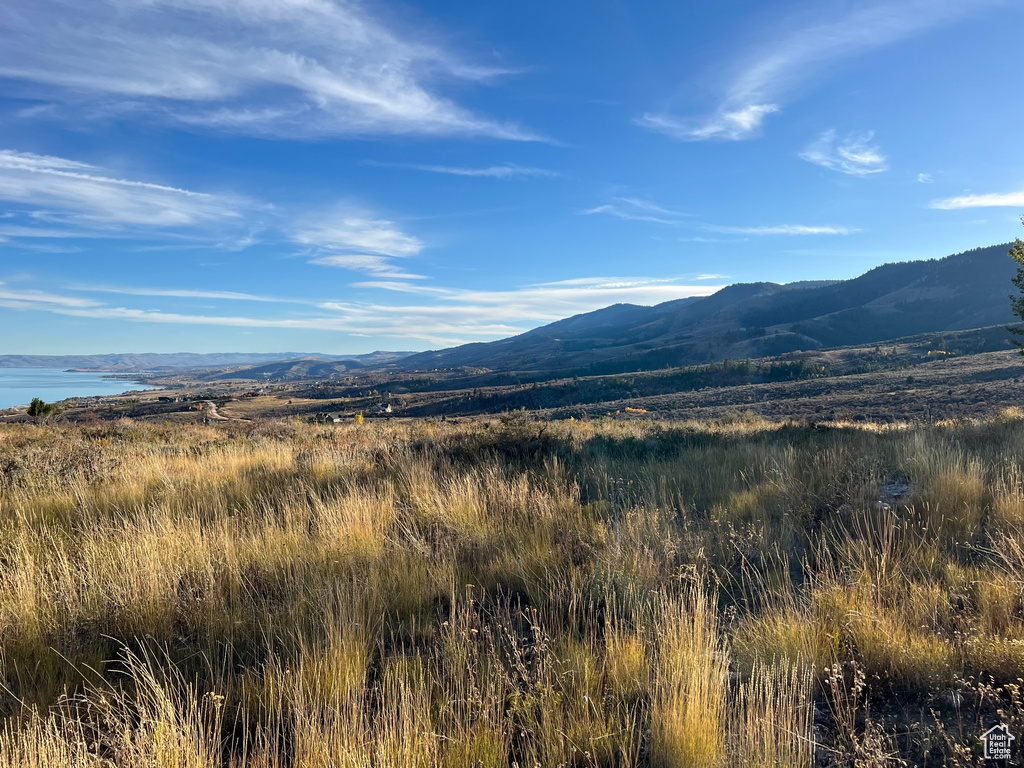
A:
<box><xmin>399</xmin><ymin>244</ymin><xmax>1018</xmax><ymax>374</ymax></box>
<box><xmin>0</xmin><ymin>350</ymin><xmax>413</xmax><ymax>372</ymax></box>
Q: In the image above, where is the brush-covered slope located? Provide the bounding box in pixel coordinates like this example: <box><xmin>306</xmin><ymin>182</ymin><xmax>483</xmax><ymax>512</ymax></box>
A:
<box><xmin>209</xmin><ymin>351</ymin><xmax>415</xmax><ymax>380</ymax></box>
<box><xmin>400</xmin><ymin>244</ymin><xmax>1017</xmax><ymax>374</ymax></box>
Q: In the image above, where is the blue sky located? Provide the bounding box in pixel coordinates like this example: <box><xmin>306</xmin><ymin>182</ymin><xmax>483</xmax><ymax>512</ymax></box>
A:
<box><xmin>0</xmin><ymin>0</ymin><xmax>1022</xmax><ymax>355</ymax></box>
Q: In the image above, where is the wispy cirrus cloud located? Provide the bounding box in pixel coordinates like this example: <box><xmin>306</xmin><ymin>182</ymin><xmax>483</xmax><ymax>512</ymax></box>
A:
<box><xmin>310</xmin><ymin>254</ymin><xmax>426</xmax><ymax>280</ymax></box>
<box><xmin>637</xmin><ymin>0</ymin><xmax>997</xmax><ymax>141</ymax></box>
<box><xmin>0</xmin><ymin>146</ymin><xmax>435</xmax><ymax>281</ymax></box>
<box><xmin>582</xmin><ymin>197</ymin><xmax>688</xmax><ymax>225</ymax></box>
<box><xmin>0</xmin><ymin>149</ymin><xmax>244</xmax><ymax>229</ymax></box>
<box><xmin>70</xmin><ymin>285</ymin><xmax>300</xmax><ymax>303</ymax></box>
<box><xmin>929</xmin><ymin>189</ymin><xmax>1024</xmax><ymax>209</ymax></box>
<box><xmin>0</xmin><ymin>225</ymin><xmax>104</xmax><ymax>239</ymax></box>
<box><xmin>799</xmin><ymin>130</ymin><xmax>887</xmax><ymax>176</ymax></box>
<box><xmin>0</xmin><ymin>281</ymin><xmax>101</xmax><ymax>309</ymax></box>
<box><xmin>613</xmin><ymin>198</ymin><xmax>688</xmax><ymax>217</ymax></box>
<box><xmin>918</xmin><ymin>173</ymin><xmax>935</xmax><ymax>184</ymax></box>
<box><xmin>637</xmin><ymin>104</ymin><xmax>780</xmax><ymax>142</ymax></box>
<box><xmin>365</xmin><ymin>161</ymin><xmax>558</xmax><ymax>179</ymax></box>
<box><xmin>0</xmin><ymin>0</ymin><xmax>539</xmax><ymax>141</ymax></box>
<box><xmin>294</xmin><ymin>211</ymin><xmax>424</xmax><ymax>258</ymax></box>
<box><xmin>294</xmin><ymin>208</ymin><xmax>427</xmax><ymax>279</ymax></box>
<box><xmin>707</xmin><ymin>224</ymin><xmax>858</xmax><ymax>236</ymax></box>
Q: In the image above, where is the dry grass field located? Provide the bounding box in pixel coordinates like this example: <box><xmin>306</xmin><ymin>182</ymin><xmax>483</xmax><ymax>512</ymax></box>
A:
<box><xmin>2</xmin><ymin>412</ymin><xmax>1024</xmax><ymax>766</ymax></box>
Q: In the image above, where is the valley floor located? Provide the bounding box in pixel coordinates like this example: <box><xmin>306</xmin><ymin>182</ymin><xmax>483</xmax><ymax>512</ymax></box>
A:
<box><xmin>2</xmin><ymin>413</ymin><xmax>1024</xmax><ymax>765</ymax></box>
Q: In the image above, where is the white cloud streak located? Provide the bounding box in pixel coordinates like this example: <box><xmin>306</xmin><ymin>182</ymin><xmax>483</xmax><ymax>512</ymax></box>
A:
<box><xmin>294</xmin><ymin>208</ymin><xmax>426</xmax><ymax>278</ymax></box>
<box><xmin>366</xmin><ymin>162</ymin><xmax>558</xmax><ymax>179</ymax></box>
<box><xmin>929</xmin><ymin>190</ymin><xmax>1024</xmax><ymax>209</ymax></box>
<box><xmin>311</xmin><ymin>254</ymin><xmax>426</xmax><ymax>280</ymax></box>
<box><xmin>0</xmin><ymin>150</ymin><xmax>243</xmax><ymax>228</ymax></box>
<box><xmin>637</xmin><ymin>0</ymin><xmax>996</xmax><ymax>141</ymax></box>
<box><xmin>294</xmin><ymin>212</ymin><xmax>423</xmax><ymax>258</ymax></box>
<box><xmin>612</xmin><ymin>198</ymin><xmax>688</xmax><ymax>217</ymax></box>
<box><xmin>707</xmin><ymin>224</ymin><xmax>858</xmax><ymax>236</ymax></box>
<box><xmin>0</xmin><ymin>281</ymin><xmax>100</xmax><ymax>308</ymax></box>
<box><xmin>0</xmin><ymin>0</ymin><xmax>539</xmax><ymax>141</ymax></box>
<box><xmin>678</xmin><ymin>236</ymin><xmax>747</xmax><ymax>243</ymax></box>
<box><xmin>71</xmin><ymin>285</ymin><xmax>301</xmax><ymax>303</ymax></box>
<box><xmin>799</xmin><ymin>130</ymin><xmax>888</xmax><ymax>176</ymax></box>
<box><xmin>0</xmin><ymin>147</ymin><xmax>433</xmax><ymax>282</ymax></box>
<box><xmin>637</xmin><ymin>104</ymin><xmax>779</xmax><ymax>142</ymax></box>
<box><xmin>0</xmin><ymin>225</ymin><xmax>105</xmax><ymax>239</ymax></box>
<box><xmin>582</xmin><ymin>197</ymin><xmax>688</xmax><ymax>225</ymax></box>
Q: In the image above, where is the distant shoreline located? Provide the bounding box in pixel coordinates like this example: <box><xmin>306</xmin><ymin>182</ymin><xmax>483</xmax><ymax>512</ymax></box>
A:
<box><xmin>0</xmin><ymin>368</ymin><xmax>157</xmax><ymax>411</ymax></box>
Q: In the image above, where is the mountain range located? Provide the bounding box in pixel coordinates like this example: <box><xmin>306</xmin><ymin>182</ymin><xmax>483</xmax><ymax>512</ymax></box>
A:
<box><xmin>9</xmin><ymin>244</ymin><xmax>1016</xmax><ymax>380</ymax></box>
<box><xmin>395</xmin><ymin>243</ymin><xmax>1019</xmax><ymax>375</ymax></box>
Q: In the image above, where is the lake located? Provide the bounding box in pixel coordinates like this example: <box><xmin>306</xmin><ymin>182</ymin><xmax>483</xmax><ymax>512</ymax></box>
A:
<box><xmin>0</xmin><ymin>368</ymin><xmax>154</xmax><ymax>410</ymax></box>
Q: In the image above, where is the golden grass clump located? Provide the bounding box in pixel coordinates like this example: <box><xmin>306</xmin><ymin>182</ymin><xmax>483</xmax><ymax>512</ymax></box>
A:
<box><xmin>734</xmin><ymin>661</ymin><xmax>813</xmax><ymax>767</ymax></box>
<box><xmin>651</xmin><ymin>583</ymin><xmax>727</xmax><ymax>768</ymax></box>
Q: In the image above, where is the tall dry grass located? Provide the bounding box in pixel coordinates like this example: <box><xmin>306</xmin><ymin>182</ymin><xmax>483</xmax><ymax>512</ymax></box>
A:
<box><xmin>1</xmin><ymin>413</ymin><xmax>1023</xmax><ymax>765</ymax></box>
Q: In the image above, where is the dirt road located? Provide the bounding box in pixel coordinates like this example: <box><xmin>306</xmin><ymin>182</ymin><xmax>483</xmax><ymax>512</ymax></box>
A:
<box><xmin>203</xmin><ymin>400</ymin><xmax>230</xmax><ymax>421</ymax></box>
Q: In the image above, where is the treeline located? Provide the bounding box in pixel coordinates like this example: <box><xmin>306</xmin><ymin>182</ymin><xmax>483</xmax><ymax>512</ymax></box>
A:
<box><xmin>647</xmin><ymin>358</ymin><xmax>831</xmax><ymax>390</ymax></box>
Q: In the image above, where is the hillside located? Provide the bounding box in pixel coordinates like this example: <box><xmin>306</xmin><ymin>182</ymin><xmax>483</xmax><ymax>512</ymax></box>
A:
<box><xmin>399</xmin><ymin>244</ymin><xmax>1017</xmax><ymax>374</ymax></box>
<box><xmin>211</xmin><ymin>356</ymin><xmax>377</xmax><ymax>380</ymax></box>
